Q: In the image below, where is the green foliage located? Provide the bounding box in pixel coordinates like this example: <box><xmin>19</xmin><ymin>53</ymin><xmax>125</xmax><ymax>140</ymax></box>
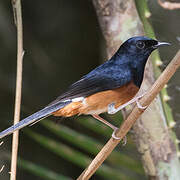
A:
<box><xmin>10</xmin><ymin>112</ymin><xmax>145</xmax><ymax>179</ymax></box>
<box><xmin>18</xmin><ymin>158</ymin><xmax>72</xmax><ymax>180</ymax></box>
<box><xmin>23</xmin><ymin>119</ymin><xmax>144</xmax><ymax>180</ymax></box>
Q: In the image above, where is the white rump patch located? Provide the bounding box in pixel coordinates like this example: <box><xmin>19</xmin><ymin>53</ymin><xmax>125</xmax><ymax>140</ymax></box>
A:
<box><xmin>72</xmin><ymin>97</ymin><xmax>85</xmax><ymax>102</ymax></box>
<box><xmin>62</xmin><ymin>99</ymin><xmax>71</xmax><ymax>102</ymax></box>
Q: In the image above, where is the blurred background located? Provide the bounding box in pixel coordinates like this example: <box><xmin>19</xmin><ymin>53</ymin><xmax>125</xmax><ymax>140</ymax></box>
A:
<box><xmin>0</xmin><ymin>0</ymin><xmax>179</xmax><ymax>179</ymax></box>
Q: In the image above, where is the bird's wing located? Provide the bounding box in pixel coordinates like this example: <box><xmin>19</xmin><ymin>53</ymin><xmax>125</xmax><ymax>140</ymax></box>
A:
<box><xmin>51</xmin><ymin>61</ymin><xmax>133</xmax><ymax>103</ymax></box>
<box><xmin>0</xmin><ymin>62</ymin><xmax>132</xmax><ymax>139</ymax></box>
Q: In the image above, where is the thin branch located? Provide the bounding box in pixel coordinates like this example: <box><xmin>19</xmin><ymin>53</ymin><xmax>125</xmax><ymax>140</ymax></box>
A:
<box><xmin>10</xmin><ymin>0</ymin><xmax>24</xmax><ymax>180</ymax></box>
<box><xmin>158</xmin><ymin>0</ymin><xmax>180</xmax><ymax>10</ymax></box>
<box><xmin>0</xmin><ymin>141</ymin><xmax>3</xmax><ymax>146</ymax></box>
<box><xmin>77</xmin><ymin>50</ymin><xmax>180</xmax><ymax>180</ymax></box>
<box><xmin>0</xmin><ymin>142</ymin><xmax>4</xmax><ymax>173</ymax></box>
<box><xmin>0</xmin><ymin>165</ymin><xmax>5</xmax><ymax>173</ymax></box>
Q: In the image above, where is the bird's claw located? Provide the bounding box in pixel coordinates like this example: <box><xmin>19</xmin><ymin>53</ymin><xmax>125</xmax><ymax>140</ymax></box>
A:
<box><xmin>136</xmin><ymin>99</ymin><xmax>147</xmax><ymax>109</ymax></box>
<box><xmin>122</xmin><ymin>136</ymin><xmax>127</xmax><ymax>146</ymax></box>
<box><xmin>112</xmin><ymin>127</ymin><xmax>121</xmax><ymax>140</ymax></box>
<box><xmin>112</xmin><ymin>128</ymin><xmax>127</xmax><ymax>145</ymax></box>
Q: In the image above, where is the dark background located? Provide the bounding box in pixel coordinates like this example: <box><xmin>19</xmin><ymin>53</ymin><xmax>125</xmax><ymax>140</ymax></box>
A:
<box><xmin>0</xmin><ymin>0</ymin><xmax>179</xmax><ymax>179</ymax></box>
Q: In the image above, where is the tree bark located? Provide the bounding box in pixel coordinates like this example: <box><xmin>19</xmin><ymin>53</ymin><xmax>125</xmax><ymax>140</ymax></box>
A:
<box><xmin>92</xmin><ymin>0</ymin><xmax>180</xmax><ymax>179</ymax></box>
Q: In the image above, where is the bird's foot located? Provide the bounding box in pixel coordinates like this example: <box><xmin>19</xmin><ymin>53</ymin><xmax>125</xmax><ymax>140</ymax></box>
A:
<box><xmin>112</xmin><ymin>127</ymin><xmax>121</xmax><ymax>140</ymax></box>
<box><xmin>135</xmin><ymin>92</ymin><xmax>147</xmax><ymax>110</ymax></box>
<box><xmin>111</xmin><ymin>128</ymin><xmax>127</xmax><ymax>144</ymax></box>
<box><xmin>122</xmin><ymin>136</ymin><xmax>127</xmax><ymax>146</ymax></box>
<box><xmin>136</xmin><ymin>99</ymin><xmax>147</xmax><ymax>109</ymax></box>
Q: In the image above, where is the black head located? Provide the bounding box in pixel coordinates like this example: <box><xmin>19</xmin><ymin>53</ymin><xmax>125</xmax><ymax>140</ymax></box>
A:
<box><xmin>119</xmin><ymin>36</ymin><xmax>170</xmax><ymax>58</ymax></box>
<box><xmin>114</xmin><ymin>36</ymin><xmax>170</xmax><ymax>87</ymax></box>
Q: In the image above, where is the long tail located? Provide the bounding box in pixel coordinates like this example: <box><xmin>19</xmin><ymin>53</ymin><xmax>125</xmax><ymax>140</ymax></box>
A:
<box><xmin>0</xmin><ymin>100</ymin><xmax>71</xmax><ymax>139</ymax></box>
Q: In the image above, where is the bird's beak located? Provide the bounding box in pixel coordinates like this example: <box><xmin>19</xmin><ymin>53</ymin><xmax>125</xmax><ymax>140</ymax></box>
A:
<box><xmin>153</xmin><ymin>41</ymin><xmax>171</xmax><ymax>48</ymax></box>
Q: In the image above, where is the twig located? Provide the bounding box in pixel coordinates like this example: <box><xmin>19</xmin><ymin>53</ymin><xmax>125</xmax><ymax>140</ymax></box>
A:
<box><xmin>77</xmin><ymin>50</ymin><xmax>180</xmax><ymax>180</ymax></box>
<box><xmin>0</xmin><ymin>142</ymin><xmax>4</xmax><ymax>173</ymax></box>
<box><xmin>158</xmin><ymin>0</ymin><xmax>180</xmax><ymax>10</ymax></box>
<box><xmin>10</xmin><ymin>0</ymin><xmax>24</xmax><ymax>180</ymax></box>
<box><xmin>0</xmin><ymin>165</ymin><xmax>5</xmax><ymax>173</ymax></box>
<box><xmin>0</xmin><ymin>141</ymin><xmax>3</xmax><ymax>146</ymax></box>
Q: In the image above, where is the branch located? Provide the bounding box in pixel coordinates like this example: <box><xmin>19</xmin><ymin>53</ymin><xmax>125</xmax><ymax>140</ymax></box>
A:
<box><xmin>158</xmin><ymin>0</ymin><xmax>180</xmax><ymax>10</ymax></box>
<box><xmin>10</xmin><ymin>0</ymin><xmax>24</xmax><ymax>179</ymax></box>
<box><xmin>77</xmin><ymin>50</ymin><xmax>180</xmax><ymax>180</ymax></box>
<box><xmin>0</xmin><ymin>142</ymin><xmax>4</xmax><ymax>173</ymax></box>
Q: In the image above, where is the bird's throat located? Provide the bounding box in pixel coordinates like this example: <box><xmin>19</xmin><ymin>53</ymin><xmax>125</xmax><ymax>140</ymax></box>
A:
<box><xmin>131</xmin><ymin>60</ymin><xmax>147</xmax><ymax>88</ymax></box>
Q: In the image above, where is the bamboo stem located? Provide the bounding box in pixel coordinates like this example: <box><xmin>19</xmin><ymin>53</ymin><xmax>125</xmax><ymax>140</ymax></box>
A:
<box><xmin>77</xmin><ymin>50</ymin><xmax>180</xmax><ymax>180</ymax></box>
<box><xmin>10</xmin><ymin>0</ymin><xmax>24</xmax><ymax>179</ymax></box>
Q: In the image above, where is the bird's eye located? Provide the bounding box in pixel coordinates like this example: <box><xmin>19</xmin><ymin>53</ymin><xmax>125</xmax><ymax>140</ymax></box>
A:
<box><xmin>136</xmin><ymin>41</ymin><xmax>145</xmax><ymax>49</ymax></box>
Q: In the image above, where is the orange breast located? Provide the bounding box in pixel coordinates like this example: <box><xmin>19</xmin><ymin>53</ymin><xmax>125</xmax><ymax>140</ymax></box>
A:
<box><xmin>52</xmin><ymin>82</ymin><xmax>139</xmax><ymax>117</ymax></box>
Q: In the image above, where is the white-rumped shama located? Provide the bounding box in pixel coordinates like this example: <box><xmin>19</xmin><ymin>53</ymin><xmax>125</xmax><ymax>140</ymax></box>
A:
<box><xmin>0</xmin><ymin>36</ymin><xmax>170</xmax><ymax>139</ymax></box>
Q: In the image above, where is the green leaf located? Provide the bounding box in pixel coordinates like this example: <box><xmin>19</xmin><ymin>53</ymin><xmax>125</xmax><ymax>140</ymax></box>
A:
<box><xmin>25</xmin><ymin>129</ymin><xmax>140</xmax><ymax>180</ymax></box>
<box><xmin>41</xmin><ymin>120</ymin><xmax>143</xmax><ymax>175</ymax></box>
<box><xmin>18</xmin><ymin>158</ymin><xmax>72</xmax><ymax>180</ymax></box>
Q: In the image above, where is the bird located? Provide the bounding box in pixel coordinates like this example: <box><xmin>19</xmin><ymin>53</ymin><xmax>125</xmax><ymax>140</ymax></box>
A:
<box><xmin>0</xmin><ymin>36</ymin><xmax>170</xmax><ymax>139</ymax></box>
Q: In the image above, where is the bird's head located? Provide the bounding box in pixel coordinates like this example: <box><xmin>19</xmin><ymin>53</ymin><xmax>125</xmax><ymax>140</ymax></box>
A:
<box><xmin>114</xmin><ymin>36</ymin><xmax>170</xmax><ymax>87</ymax></box>
<box><xmin>118</xmin><ymin>36</ymin><xmax>170</xmax><ymax>59</ymax></box>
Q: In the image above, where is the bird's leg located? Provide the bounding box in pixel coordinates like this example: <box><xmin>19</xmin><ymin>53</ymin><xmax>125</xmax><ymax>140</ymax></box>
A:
<box><xmin>108</xmin><ymin>92</ymin><xmax>147</xmax><ymax>114</ymax></box>
<box><xmin>92</xmin><ymin>114</ymin><xmax>117</xmax><ymax>130</ymax></box>
<box><xmin>92</xmin><ymin>114</ymin><xmax>121</xmax><ymax>140</ymax></box>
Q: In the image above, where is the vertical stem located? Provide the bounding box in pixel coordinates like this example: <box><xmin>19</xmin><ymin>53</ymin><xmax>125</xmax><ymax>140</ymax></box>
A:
<box><xmin>10</xmin><ymin>0</ymin><xmax>24</xmax><ymax>179</ymax></box>
<box><xmin>135</xmin><ymin>0</ymin><xmax>178</xmax><ymax>146</ymax></box>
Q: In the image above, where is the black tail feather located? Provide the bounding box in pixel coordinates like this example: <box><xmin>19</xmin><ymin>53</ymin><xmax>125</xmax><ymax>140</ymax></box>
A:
<box><xmin>0</xmin><ymin>100</ymin><xmax>71</xmax><ymax>139</ymax></box>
